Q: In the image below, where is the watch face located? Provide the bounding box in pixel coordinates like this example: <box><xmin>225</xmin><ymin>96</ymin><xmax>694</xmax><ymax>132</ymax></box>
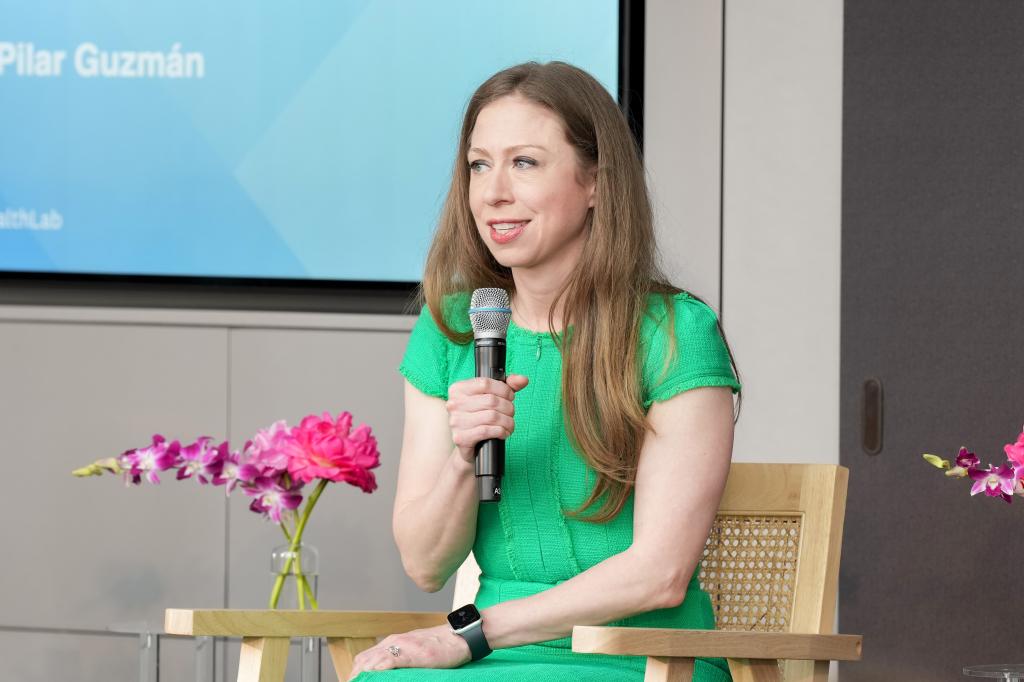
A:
<box><xmin>447</xmin><ymin>603</ymin><xmax>481</xmax><ymax>630</ymax></box>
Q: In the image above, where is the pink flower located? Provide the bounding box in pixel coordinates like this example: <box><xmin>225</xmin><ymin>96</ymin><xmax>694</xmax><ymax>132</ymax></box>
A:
<box><xmin>120</xmin><ymin>435</ymin><xmax>180</xmax><ymax>485</ymax></box>
<box><xmin>249</xmin><ymin>421</ymin><xmax>291</xmax><ymax>469</ymax></box>
<box><xmin>176</xmin><ymin>437</ymin><xmax>224</xmax><ymax>484</ymax></box>
<box><xmin>1004</xmin><ymin>426</ymin><xmax>1024</xmax><ymax>468</ymax></box>
<box><xmin>237</xmin><ymin>422</ymin><xmax>292</xmax><ymax>482</ymax></box>
<box><xmin>285</xmin><ymin>412</ymin><xmax>380</xmax><ymax>492</ymax></box>
<box><xmin>968</xmin><ymin>463</ymin><xmax>1017</xmax><ymax>503</ymax></box>
<box><xmin>212</xmin><ymin>447</ymin><xmax>243</xmax><ymax>494</ymax></box>
<box><xmin>944</xmin><ymin>447</ymin><xmax>979</xmax><ymax>478</ymax></box>
<box><xmin>246</xmin><ymin>476</ymin><xmax>304</xmax><ymax>523</ymax></box>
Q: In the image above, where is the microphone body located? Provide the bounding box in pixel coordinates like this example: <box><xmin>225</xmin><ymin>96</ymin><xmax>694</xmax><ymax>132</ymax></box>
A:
<box><xmin>474</xmin><ymin>338</ymin><xmax>505</xmax><ymax>502</ymax></box>
<box><xmin>468</xmin><ymin>287</ymin><xmax>512</xmax><ymax>503</ymax></box>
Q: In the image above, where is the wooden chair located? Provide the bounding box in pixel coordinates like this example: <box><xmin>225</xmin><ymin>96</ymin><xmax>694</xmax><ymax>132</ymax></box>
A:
<box><xmin>165</xmin><ymin>463</ymin><xmax>861</xmax><ymax>681</ymax></box>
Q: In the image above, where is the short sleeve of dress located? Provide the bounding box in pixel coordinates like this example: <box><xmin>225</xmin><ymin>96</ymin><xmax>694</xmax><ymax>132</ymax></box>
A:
<box><xmin>398</xmin><ymin>305</ymin><xmax>451</xmax><ymax>400</ymax></box>
<box><xmin>640</xmin><ymin>292</ymin><xmax>741</xmax><ymax>409</ymax></box>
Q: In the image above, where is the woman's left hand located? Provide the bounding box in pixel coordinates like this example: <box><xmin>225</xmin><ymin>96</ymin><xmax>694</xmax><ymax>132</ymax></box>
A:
<box><xmin>346</xmin><ymin>624</ymin><xmax>472</xmax><ymax>680</ymax></box>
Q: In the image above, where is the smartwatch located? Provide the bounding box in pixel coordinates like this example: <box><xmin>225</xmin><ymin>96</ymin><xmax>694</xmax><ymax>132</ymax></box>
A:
<box><xmin>447</xmin><ymin>603</ymin><xmax>492</xmax><ymax>661</ymax></box>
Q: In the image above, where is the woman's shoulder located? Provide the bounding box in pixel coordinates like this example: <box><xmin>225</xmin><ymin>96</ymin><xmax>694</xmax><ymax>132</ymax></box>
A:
<box><xmin>399</xmin><ymin>292</ymin><xmax>473</xmax><ymax>399</ymax></box>
<box><xmin>640</xmin><ymin>290</ymin><xmax>720</xmax><ymax>338</ymax></box>
<box><xmin>638</xmin><ymin>289</ymin><xmax>740</xmax><ymax>403</ymax></box>
<box><xmin>416</xmin><ymin>291</ymin><xmax>473</xmax><ymax>337</ymax></box>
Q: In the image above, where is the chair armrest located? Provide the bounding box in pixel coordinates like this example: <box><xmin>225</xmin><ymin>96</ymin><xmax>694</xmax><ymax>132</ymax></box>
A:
<box><xmin>571</xmin><ymin>627</ymin><xmax>862</xmax><ymax>662</ymax></box>
<box><xmin>165</xmin><ymin>609</ymin><xmax>447</xmax><ymax>638</ymax></box>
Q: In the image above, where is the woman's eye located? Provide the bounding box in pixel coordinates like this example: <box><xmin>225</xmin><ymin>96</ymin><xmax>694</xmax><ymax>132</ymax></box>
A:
<box><xmin>513</xmin><ymin>157</ymin><xmax>536</xmax><ymax>169</ymax></box>
<box><xmin>468</xmin><ymin>160</ymin><xmax>488</xmax><ymax>173</ymax></box>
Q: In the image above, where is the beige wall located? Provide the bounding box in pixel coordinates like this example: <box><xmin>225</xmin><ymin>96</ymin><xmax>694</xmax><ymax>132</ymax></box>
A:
<box><xmin>0</xmin><ymin>2</ymin><xmax>843</xmax><ymax>678</ymax></box>
<box><xmin>721</xmin><ymin>0</ymin><xmax>843</xmax><ymax>467</ymax></box>
<box><xmin>646</xmin><ymin>0</ymin><xmax>843</xmax><ymax>469</ymax></box>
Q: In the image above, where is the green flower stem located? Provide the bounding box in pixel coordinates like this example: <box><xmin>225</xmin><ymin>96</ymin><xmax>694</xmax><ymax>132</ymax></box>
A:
<box><xmin>269</xmin><ymin>479</ymin><xmax>328</xmax><ymax>609</ymax></box>
<box><xmin>301</xmin><ymin>574</ymin><xmax>319</xmax><ymax>609</ymax></box>
<box><xmin>269</xmin><ymin>520</ymin><xmax>296</xmax><ymax>608</ymax></box>
<box><xmin>292</xmin><ymin>551</ymin><xmax>319</xmax><ymax>610</ymax></box>
<box><xmin>294</xmin><ymin>542</ymin><xmax>306</xmax><ymax>610</ymax></box>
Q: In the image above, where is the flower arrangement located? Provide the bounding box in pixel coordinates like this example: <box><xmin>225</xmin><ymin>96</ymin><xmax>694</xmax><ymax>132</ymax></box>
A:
<box><xmin>923</xmin><ymin>424</ymin><xmax>1024</xmax><ymax>503</ymax></box>
<box><xmin>73</xmin><ymin>411</ymin><xmax>380</xmax><ymax>608</ymax></box>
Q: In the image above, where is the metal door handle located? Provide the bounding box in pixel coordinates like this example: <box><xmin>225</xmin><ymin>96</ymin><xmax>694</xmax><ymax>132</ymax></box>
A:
<box><xmin>861</xmin><ymin>377</ymin><xmax>883</xmax><ymax>454</ymax></box>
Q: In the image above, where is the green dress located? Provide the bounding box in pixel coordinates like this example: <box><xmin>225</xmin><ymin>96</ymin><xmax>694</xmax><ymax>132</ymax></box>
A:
<box><xmin>358</xmin><ymin>291</ymin><xmax>740</xmax><ymax>681</ymax></box>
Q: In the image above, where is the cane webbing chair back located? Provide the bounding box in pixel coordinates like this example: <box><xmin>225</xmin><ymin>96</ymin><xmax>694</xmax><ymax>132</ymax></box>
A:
<box><xmin>702</xmin><ymin>463</ymin><xmax>846</xmax><ymax>638</ymax></box>
<box><xmin>700</xmin><ymin>513</ymin><xmax>801</xmax><ymax>632</ymax></box>
<box><xmin>693</xmin><ymin>463</ymin><xmax>848</xmax><ymax>681</ymax></box>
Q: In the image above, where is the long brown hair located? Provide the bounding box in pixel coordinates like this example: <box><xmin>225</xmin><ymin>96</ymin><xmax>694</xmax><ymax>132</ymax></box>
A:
<box><xmin>418</xmin><ymin>61</ymin><xmax>741</xmax><ymax>522</ymax></box>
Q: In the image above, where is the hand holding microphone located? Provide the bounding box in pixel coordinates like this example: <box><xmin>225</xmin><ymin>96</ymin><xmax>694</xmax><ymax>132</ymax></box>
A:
<box><xmin>445</xmin><ymin>288</ymin><xmax>526</xmax><ymax>502</ymax></box>
<box><xmin>446</xmin><ymin>374</ymin><xmax>528</xmax><ymax>467</ymax></box>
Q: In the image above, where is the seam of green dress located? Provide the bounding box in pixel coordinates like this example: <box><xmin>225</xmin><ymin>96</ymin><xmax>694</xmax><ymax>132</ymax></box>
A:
<box><xmin>397</xmin><ymin>363</ymin><xmax>447</xmax><ymax>399</ymax></box>
<box><xmin>522</xmin><ymin>416</ymin><xmax>549</xmax><ymax>577</ymax></box>
<box><xmin>549</xmin><ymin>400</ymin><xmax>582</xmax><ymax>577</ymax></box>
<box><xmin>644</xmin><ymin>373</ymin><xmax>742</xmax><ymax>408</ymax></box>
<box><xmin>497</xmin><ymin>476</ymin><xmax>524</xmax><ymax>582</ymax></box>
<box><xmin>548</xmin><ymin>430</ymin><xmax>581</xmax><ymax>577</ymax></box>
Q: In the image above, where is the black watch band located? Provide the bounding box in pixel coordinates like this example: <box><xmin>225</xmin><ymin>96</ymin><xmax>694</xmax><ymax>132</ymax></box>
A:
<box><xmin>447</xmin><ymin>603</ymin><xmax>492</xmax><ymax>661</ymax></box>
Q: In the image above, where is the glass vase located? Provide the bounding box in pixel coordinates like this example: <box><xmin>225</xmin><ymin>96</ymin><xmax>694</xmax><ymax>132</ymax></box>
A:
<box><xmin>270</xmin><ymin>542</ymin><xmax>321</xmax><ymax>681</ymax></box>
<box><xmin>270</xmin><ymin>542</ymin><xmax>320</xmax><ymax>610</ymax></box>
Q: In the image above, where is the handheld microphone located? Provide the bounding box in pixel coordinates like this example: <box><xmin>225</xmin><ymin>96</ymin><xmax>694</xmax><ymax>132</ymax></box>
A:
<box><xmin>468</xmin><ymin>288</ymin><xmax>512</xmax><ymax>503</ymax></box>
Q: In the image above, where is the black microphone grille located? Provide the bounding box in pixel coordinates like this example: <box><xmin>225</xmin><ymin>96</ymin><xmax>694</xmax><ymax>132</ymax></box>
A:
<box><xmin>469</xmin><ymin>288</ymin><xmax>511</xmax><ymax>339</ymax></box>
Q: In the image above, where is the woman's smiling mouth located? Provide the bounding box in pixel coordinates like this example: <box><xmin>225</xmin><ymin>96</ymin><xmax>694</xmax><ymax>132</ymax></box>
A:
<box><xmin>488</xmin><ymin>220</ymin><xmax>530</xmax><ymax>244</ymax></box>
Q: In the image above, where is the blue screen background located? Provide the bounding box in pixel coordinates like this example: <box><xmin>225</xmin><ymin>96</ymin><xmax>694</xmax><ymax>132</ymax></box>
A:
<box><xmin>0</xmin><ymin>0</ymin><xmax>618</xmax><ymax>282</ymax></box>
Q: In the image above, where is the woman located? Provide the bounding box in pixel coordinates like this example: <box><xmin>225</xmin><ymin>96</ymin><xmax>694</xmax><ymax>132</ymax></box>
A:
<box><xmin>349</xmin><ymin>61</ymin><xmax>741</xmax><ymax>681</ymax></box>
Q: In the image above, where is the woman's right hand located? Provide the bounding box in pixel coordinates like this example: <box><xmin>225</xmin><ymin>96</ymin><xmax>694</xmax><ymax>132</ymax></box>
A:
<box><xmin>446</xmin><ymin>374</ymin><xmax>529</xmax><ymax>464</ymax></box>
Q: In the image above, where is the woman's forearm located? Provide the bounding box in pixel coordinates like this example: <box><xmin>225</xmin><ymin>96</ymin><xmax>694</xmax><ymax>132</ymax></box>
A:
<box><xmin>393</xmin><ymin>447</ymin><xmax>480</xmax><ymax>592</ymax></box>
<box><xmin>479</xmin><ymin>545</ymin><xmax>692</xmax><ymax>649</ymax></box>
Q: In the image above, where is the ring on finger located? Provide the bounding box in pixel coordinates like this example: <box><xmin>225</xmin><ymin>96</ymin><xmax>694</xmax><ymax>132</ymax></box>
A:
<box><xmin>387</xmin><ymin>645</ymin><xmax>401</xmax><ymax>657</ymax></box>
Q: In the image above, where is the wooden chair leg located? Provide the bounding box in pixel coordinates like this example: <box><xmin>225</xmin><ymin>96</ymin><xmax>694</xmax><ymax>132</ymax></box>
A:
<box><xmin>327</xmin><ymin>637</ymin><xmax>377</xmax><ymax>681</ymax></box>
<box><xmin>782</xmin><ymin>660</ymin><xmax>830</xmax><ymax>682</ymax></box>
<box><xmin>727</xmin><ymin>659</ymin><xmax>783</xmax><ymax>682</ymax></box>
<box><xmin>237</xmin><ymin>636</ymin><xmax>290</xmax><ymax>682</ymax></box>
<box><xmin>644</xmin><ymin>656</ymin><xmax>695</xmax><ymax>681</ymax></box>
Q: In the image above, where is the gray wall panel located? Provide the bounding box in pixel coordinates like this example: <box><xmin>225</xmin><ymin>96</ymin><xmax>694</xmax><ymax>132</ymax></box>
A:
<box><xmin>646</xmin><ymin>0</ymin><xmax>724</xmax><ymax>305</ymax></box>
<box><xmin>0</xmin><ymin>631</ymin><xmax>136</xmax><ymax>682</ymax></box>
<box><xmin>840</xmin><ymin>1</ymin><xmax>1024</xmax><ymax>677</ymax></box>
<box><xmin>0</xmin><ymin>323</ymin><xmax>227</xmax><ymax>631</ymax></box>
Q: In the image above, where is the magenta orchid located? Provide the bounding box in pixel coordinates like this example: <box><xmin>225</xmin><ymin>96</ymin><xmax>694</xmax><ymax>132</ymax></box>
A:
<box><xmin>923</xmin><ymin>423</ymin><xmax>1024</xmax><ymax>504</ymax></box>
<box><xmin>212</xmin><ymin>447</ymin><xmax>243</xmax><ymax>494</ymax></box>
<box><xmin>73</xmin><ymin>411</ymin><xmax>381</xmax><ymax>608</ymax></box>
<box><xmin>967</xmin><ymin>463</ymin><xmax>1017</xmax><ymax>503</ymax></box>
<box><xmin>947</xmin><ymin>447</ymin><xmax>979</xmax><ymax>478</ymax></box>
<box><xmin>246</xmin><ymin>476</ymin><xmax>304</xmax><ymax>524</ymax></box>
<box><xmin>121</xmin><ymin>435</ymin><xmax>180</xmax><ymax>485</ymax></box>
<box><xmin>176</xmin><ymin>437</ymin><xmax>224</xmax><ymax>484</ymax></box>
